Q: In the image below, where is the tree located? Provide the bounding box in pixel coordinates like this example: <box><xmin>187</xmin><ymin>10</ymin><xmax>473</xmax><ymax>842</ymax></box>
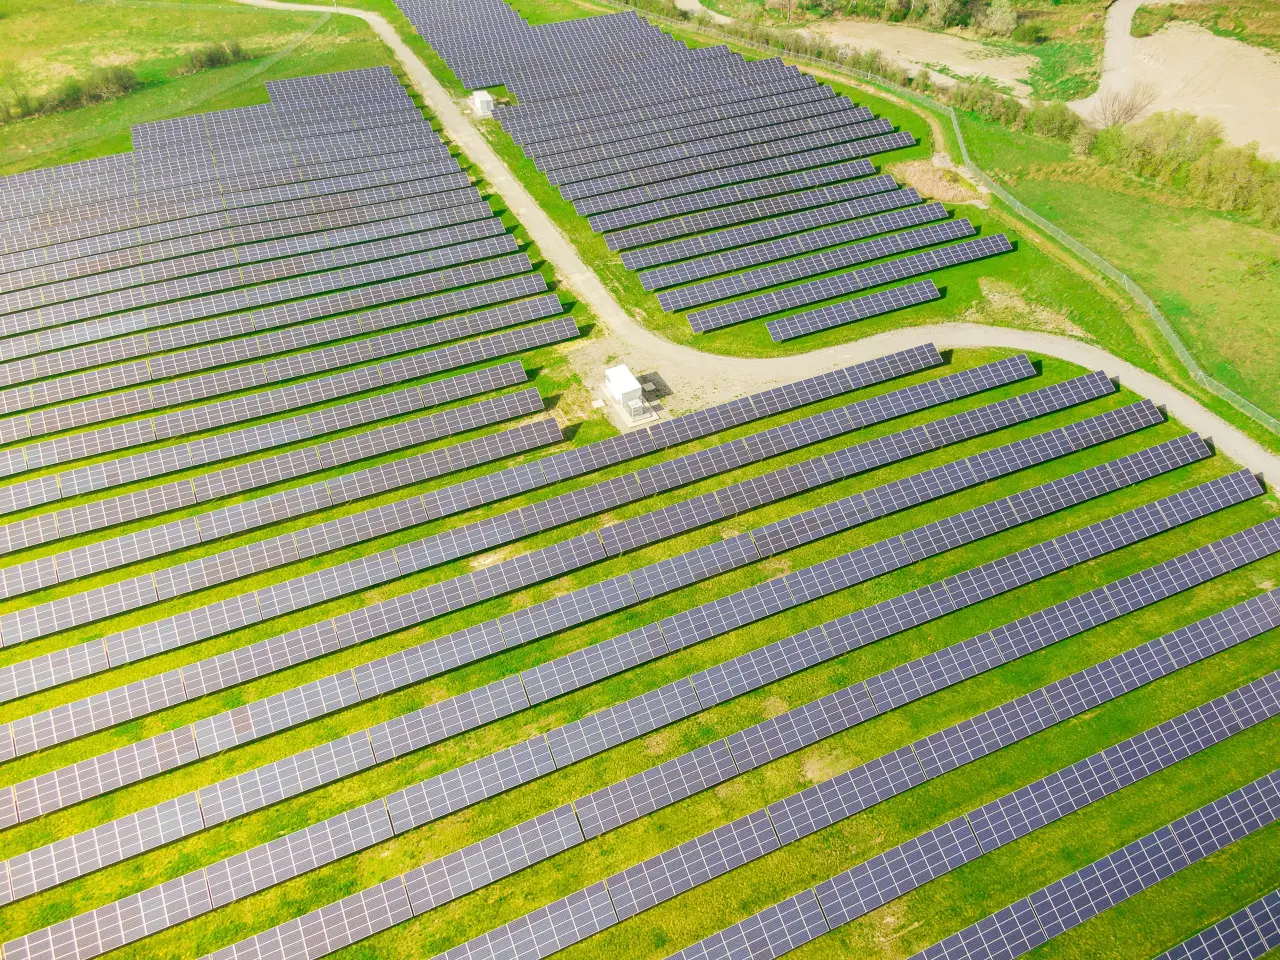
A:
<box><xmin>928</xmin><ymin>0</ymin><xmax>964</xmax><ymax>26</ymax></box>
<box><xmin>981</xmin><ymin>0</ymin><xmax>1017</xmax><ymax>36</ymax></box>
<box><xmin>1091</xmin><ymin>81</ymin><xmax>1158</xmax><ymax>127</ymax></box>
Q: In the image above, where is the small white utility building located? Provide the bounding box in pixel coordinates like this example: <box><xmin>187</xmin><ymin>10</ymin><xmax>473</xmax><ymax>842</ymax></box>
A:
<box><xmin>471</xmin><ymin>90</ymin><xmax>495</xmax><ymax>117</ymax></box>
<box><xmin>604</xmin><ymin>364</ymin><xmax>653</xmax><ymax>424</ymax></box>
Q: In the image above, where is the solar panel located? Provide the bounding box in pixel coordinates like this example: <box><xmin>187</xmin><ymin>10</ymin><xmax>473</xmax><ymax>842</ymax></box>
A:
<box><xmin>1149</xmin><ymin>890</ymin><xmax>1280</xmax><ymax>960</ymax></box>
<box><xmin>691</xmin><ymin>235</ymin><xmax>1011</xmax><ymax>332</ymax></box>
<box><xmin>661</xmin><ymin>219</ymin><xmax>976</xmax><ymax>312</ymax></box>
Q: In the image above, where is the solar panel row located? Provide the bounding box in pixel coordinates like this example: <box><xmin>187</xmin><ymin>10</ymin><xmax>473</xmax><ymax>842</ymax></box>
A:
<box><xmin>659</xmin><ymin>219</ymin><xmax>976</xmax><ymax>313</ymax></box>
<box><xmin>605</xmin><ymin>175</ymin><xmax>900</xmax><ymax>253</ymax></box>
<box><xmin>0</xmin><ymin>245</ymin><xmax>533</xmax><ymax>377</ymax></box>
<box><xmin>689</xmin><ymin>235</ymin><xmax>1012</xmax><ymax>333</ymax></box>
<box><xmin>0</xmin><ymin>169</ymin><xmax>474</xmax><ymax>290</ymax></box>
<box><xmin>0</xmin><ymin>358</ymin><xmax>1037</xmax><ymax>754</ymax></box>
<box><xmin>0</xmin><ymin>200</ymin><xmax>503</xmax><ymax>318</ymax></box>
<box><xmin>0</xmin><ymin>161</ymin><xmax>471</xmax><ymax>274</ymax></box>
<box><xmin>39</xmin><ymin>502</ymin><xmax>1272</xmax><ymax>960</ymax></box>
<box><xmin>0</xmin><ymin>314</ymin><xmax>575</xmax><ymax>487</ymax></box>
<box><xmin>0</xmin><ymin>187</ymin><xmax>490</xmax><ymax>305</ymax></box>
<box><xmin>640</xmin><ymin>202</ymin><xmax>949</xmax><ymax>292</ymax></box>
<box><xmin>0</xmin><ymin>122</ymin><xmax>449</xmax><ymax>237</ymax></box>
<box><xmin>0</xmin><ymin>387</ymin><xmax>550</xmax><ymax>606</ymax></box>
<box><xmin>1</xmin><ymin>131</ymin><xmax>456</xmax><ymax>256</ymax></box>
<box><xmin>909</xmin><ymin>767</ymin><xmax>1280</xmax><ymax>960</ymax></box>
<box><xmin>620</xmin><ymin>188</ymin><xmax>925</xmax><ymax>272</ymax></box>
<box><xmin>0</xmin><ymin>298</ymin><xmax>555</xmax><ymax>518</ymax></box>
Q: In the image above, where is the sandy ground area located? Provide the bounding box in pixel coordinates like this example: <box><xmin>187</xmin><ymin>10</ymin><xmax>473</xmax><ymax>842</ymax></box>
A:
<box><xmin>231</xmin><ymin>0</ymin><xmax>1280</xmax><ymax>481</ymax></box>
<box><xmin>1073</xmin><ymin>0</ymin><xmax>1280</xmax><ymax>157</ymax></box>
<box><xmin>805</xmin><ymin>19</ymin><xmax>1036</xmax><ymax>97</ymax></box>
<box><xmin>672</xmin><ymin>0</ymin><xmax>732</xmax><ymax>25</ymax></box>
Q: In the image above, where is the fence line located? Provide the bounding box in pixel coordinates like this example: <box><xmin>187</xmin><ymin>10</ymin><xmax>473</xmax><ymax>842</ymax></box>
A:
<box><xmin>597</xmin><ymin>1</ymin><xmax>1280</xmax><ymax>437</ymax></box>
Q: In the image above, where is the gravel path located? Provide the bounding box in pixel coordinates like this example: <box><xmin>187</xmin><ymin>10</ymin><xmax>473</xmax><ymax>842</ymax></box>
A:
<box><xmin>231</xmin><ymin>0</ymin><xmax>1280</xmax><ymax>481</ymax></box>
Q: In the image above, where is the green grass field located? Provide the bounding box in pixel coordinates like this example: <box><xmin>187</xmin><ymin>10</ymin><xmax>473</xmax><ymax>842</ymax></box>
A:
<box><xmin>958</xmin><ymin>113</ymin><xmax>1280</xmax><ymax>424</ymax></box>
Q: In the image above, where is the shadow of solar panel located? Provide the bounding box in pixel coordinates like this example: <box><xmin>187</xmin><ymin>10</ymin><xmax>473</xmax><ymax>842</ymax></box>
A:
<box><xmin>693</xmin><ymin>234</ymin><xmax>1010</xmax><ymax>332</ymax></box>
<box><xmin>622</xmin><ymin>183</ymin><xmax>923</xmax><ymax>271</ymax></box>
<box><xmin>607</xmin><ymin>175</ymin><xmax>899</xmax><ymax>252</ymax></box>
<box><xmin>767</xmin><ymin>280</ymin><xmax>942</xmax><ymax>340</ymax></box>
<box><xmin>663</xmin><ymin>219</ymin><xmax>975</xmax><ymax>312</ymax></box>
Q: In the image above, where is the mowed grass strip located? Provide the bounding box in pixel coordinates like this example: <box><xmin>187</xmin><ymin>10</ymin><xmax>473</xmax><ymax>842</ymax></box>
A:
<box><xmin>0</xmin><ymin>351</ymin><xmax>1274</xmax><ymax>959</ymax></box>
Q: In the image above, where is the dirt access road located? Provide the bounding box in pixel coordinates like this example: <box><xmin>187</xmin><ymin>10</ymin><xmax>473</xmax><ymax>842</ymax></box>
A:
<box><xmin>1072</xmin><ymin>0</ymin><xmax>1280</xmax><ymax>158</ymax></box>
<box><xmin>231</xmin><ymin>0</ymin><xmax>1280</xmax><ymax>479</ymax></box>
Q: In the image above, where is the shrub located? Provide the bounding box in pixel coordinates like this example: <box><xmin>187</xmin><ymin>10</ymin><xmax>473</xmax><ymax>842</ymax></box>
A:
<box><xmin>184</xmin><ymin>39</ymin><xmax>251</xmax><ymax>74</ymax></box>
<box><xmin>1070</xmin><ymin>124</ymin><xmax>1097</xmax><ymax>155</ymax></box>
<box><xmin>1023</xmin><ymin>100</ymin><xmax>1081</xmax><ymax>140</ymax></box>
<box><xmin>1011</xmin><ymin>20</ymin><xmax>1045</xmax><ymax>42</ymax></box>
<box><xmin>928</xmin><ymin>0</ymin><xmax>965</xmax><ymax>27</ymax></box>
<box><xmin>1258</xmin><ymin>182</ymin><xmax>1280</xmax><ymax>229</ymax></box>
<box><xmin>980</xmin><ymin>0</ymin><xmax>1018</xmax><ymax>36</ymax></box>
<box><xmin>85</xmin><ymin>65</ymin><xmax>140</xmax><ymax>100</ymax></box>
<box><xmin>1086</xmin><ymin>110</ymin><xmax>1280</xmax><ymax>227</ymax></box>
<box><xmin>1187</xmin><ymin>143</ymin><xmax>1270</xmax><ymax>211</ymax></box>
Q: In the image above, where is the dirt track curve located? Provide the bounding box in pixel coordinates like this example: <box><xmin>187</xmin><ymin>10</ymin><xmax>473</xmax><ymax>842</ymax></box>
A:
<box><xmin>232</xmin><ymin>0</ymin><xmax>1280</xmax><ymax>481</ymax></box>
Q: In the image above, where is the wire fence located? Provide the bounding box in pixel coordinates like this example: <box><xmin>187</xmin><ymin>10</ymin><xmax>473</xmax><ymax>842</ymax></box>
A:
<box><xmin>600</xmin><ymin>1</ymin><xmax>1280</xmax><ymax>438</ymax></box>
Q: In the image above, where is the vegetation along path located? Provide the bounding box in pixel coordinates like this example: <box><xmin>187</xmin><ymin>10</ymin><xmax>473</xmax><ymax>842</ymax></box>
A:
<box><xmin>230</xmin><ymin>0</ymin><xmax>1280</xmax><ymax>483</ymax></box>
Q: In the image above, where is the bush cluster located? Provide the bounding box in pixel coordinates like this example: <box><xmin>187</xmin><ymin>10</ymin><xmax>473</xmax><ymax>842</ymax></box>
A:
<box><xmin>1</xmin><ymin>65</ymin><xmax>140</xmax><ymax>121</ymax></box>
<box><xmin>622</xmin><ymin>0</ymin><xmax>1046</xmax><ymax>36</ymax></box>
<box><xmin>180</xmin><ymin>40</ymin><xmax>251</xmax><ymax>75</ymax></box>
<box><xmin>1087</xmin><ymin>112</ymin><xmax>1280</xmax><ymax>226</ymax></box>
<box><xmin>943</xmin><ymin>80</ymin><xmax>1083</xmax><ymax>139</ymax></box>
